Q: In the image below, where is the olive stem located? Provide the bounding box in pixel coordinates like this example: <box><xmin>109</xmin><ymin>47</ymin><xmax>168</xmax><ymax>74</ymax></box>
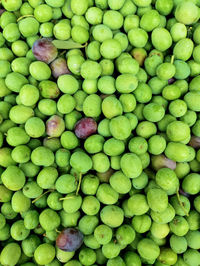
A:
<box><xmin>32</xmin><ymin>189</ymin><xmax>54</xmax><ymax>203</ymax></box>
<box><xmin>171</xmin><ymin>55</ymin><xmax>175</xmax><ymax>64</ymax></box>
<box><xmin>76</xmin><ymin>172</ymin><xmax>82</xmax><ymax>195</ymax></box>
<box><xmin>59</xmin><ymin>51</ymin><xmax>66</xmax><ymax>57</ymax></box>
<box><xmin>59</xmin><ymin>196</ymin><xmax>75</xmax><ymax>201</ymax></box>
<box><xmin>17</xmin><ymin>14</ymin><xmax>34</xmax><ymax>22</ymax></box>
<box><xmin>47</xmin><ymin>136</ymin><xmax>54</xmax><ymax>139</ymax></box>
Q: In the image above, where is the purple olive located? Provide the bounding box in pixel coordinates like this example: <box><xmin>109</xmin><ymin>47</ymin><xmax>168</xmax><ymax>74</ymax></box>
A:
<box><xmin>32</xmin><ymin>38</ymin><xmax>58</xmax><ymax>64</ymax></box>
<box><xmin>56</xmin><ymin>228</ymin><xmax>83</xmax><ymax>252</ymax></box>
<box><xmin>75</xmin><ymin>118</ymin><xmax>97</xmax><ymax>139</ymax></box>
<box><xmin>50</xmin><ymin>57</ymin><xmax>71</xmax><ymax>78</ymax></box>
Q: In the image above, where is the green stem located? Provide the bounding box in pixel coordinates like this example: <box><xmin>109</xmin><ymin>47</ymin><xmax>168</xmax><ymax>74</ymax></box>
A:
<box><xmin>59</xmin><ymin>50</ymin><xmax>66</xmax><ymax>57</ymax></box>
<box><xmin>59</xmin><ymin>196</ymin><xmax>75</xmax><ymax>201</ymax></box>
<box><xmin>47</xmin><ymin>136</ymin><xmax>54</xmax><ymax>139</ymax></box>
<box><xmin>176</xmin><ymin>189</ymin><xmax>189</xmax><ymax>217</ymax></box>
<box><xmin>76</xmin><ymin>172</ymin><xmax>82</xmax><ymax>195</ymax></box>
<box><xmin>32</xmin><ymin>189</ymin><xmax>54</xmax><ymax>204</ymax></box>
<box><xmin>171</xmin><ymin>55</ymin><xmax>175</xmax><ymax>64</ymax></box>
<box><xmin>17</xmin><ymin>14</ymin><xmax>34</xmax><ymax>22</ymax></box>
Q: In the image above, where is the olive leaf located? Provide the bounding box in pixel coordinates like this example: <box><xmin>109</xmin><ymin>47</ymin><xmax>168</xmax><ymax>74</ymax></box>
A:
<box><xmin>52</xmin><ymin>39</ymin><xmax>87</xmax><ymax>49</ymax></box>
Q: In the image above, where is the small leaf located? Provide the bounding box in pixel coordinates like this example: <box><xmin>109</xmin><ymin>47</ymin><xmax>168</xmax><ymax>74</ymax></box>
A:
<box><xmin>52</xmin><ymin>39</ymin><xmax>87</xmax><ymax>49</ymax></box>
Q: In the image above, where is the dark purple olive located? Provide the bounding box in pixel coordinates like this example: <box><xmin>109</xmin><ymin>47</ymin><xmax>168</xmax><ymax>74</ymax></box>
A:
<box><xmin>56</xmin><ymin>228</ymin><xmax>83</xmax><ymax>252</ymax></box>
<box><xmin>75</xmin><ymin>118</ymin><xmax>97</xmax><ymax>139</ymax></box>
<box><xmin>32</xmin><ymin>38</ymin><xmax>58</xmax><ymax>64</ymax></box>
